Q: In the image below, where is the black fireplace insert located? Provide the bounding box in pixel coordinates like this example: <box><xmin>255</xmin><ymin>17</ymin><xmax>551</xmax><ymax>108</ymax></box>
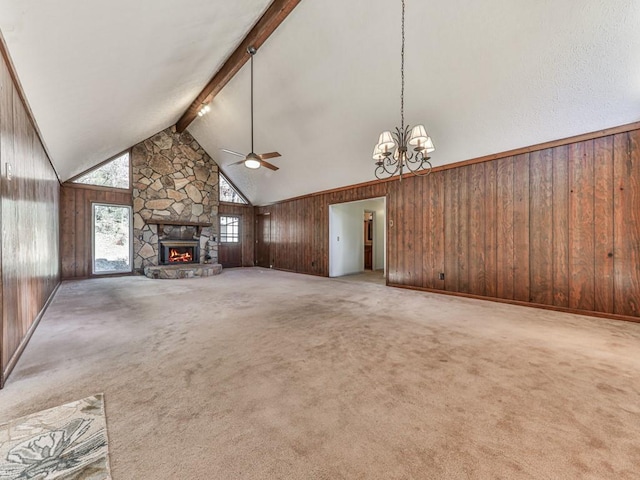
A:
<box><xmin>159</xmin><ymin>240</ymin><xmax>200</xmax><ymax>265</ymax></box>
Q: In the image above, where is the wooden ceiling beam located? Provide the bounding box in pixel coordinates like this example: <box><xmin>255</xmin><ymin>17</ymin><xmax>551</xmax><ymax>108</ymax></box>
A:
<box><xmin>176</xmin><ymin>0</ymin><xmax>302</xmax><ymax>133</ymax></box>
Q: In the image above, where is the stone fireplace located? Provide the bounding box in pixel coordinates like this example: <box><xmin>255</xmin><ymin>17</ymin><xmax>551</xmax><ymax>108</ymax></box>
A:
<box><xmin>131</xmin><ymin>126</ymin><xmax>221</xmax><ymax>276</ymax></box>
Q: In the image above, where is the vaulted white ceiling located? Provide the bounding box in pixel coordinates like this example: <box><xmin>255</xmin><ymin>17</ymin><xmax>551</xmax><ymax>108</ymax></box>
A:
<box><xmin>2</xmin><ymin>0</ymin><xmax>639</xmax><ymax>205</ymax></box>
<box><xmin>0</xmin><ymin>0</ymin><xmax>272</xmax><ymax>180</ymax></box>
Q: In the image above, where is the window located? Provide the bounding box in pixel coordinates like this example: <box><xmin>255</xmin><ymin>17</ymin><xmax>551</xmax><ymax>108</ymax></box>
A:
<box><xmin>92</xmin><ymin>203</ymin><xmax>132</xmax><ymax>274</ymax></box>
<box><xmin>220</xmin><ymin>216</ymin><xmax>240</xmax><ymax>243</ymax></box>
<box><xmin>219</xmin><ymin>173</ymin><xmax>248</xmax><ymax>204</ymax></box>
<box><xmin>74</xmin><ymin>152</ymin><xmax>130</xmax><ymax>189</ymax></box>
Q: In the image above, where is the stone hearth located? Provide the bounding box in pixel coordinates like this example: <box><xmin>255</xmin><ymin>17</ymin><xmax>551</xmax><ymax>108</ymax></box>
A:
<box><xmin>144</xmin><ymin>263</ymin><xmax>222</xmax><ymax>279</ymax></box>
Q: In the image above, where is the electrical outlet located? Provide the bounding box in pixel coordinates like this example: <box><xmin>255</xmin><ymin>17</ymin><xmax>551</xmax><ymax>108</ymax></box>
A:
<box><xmin>439</xmin><ymin>272</ymin><xmax>445</xmax><ymax>280</ymax></box>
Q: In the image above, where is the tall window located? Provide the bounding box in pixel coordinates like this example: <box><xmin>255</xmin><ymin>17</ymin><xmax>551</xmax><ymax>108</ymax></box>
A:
<box><xmin>74</xmin><ymin>152</ymin><xmax>130</xmax><ymax>189</ymax></box>
<box><xmin>93</xmin><ymin>203</ymin><xmax>132</xmax><ymax>274</ymax></box>
<box><xmin>220</xmin><ymin>216</ymin><xmax>240</xmax><ymax>243</ymax></box>
<box><xmin>219</xmin><ymin>173</ymin><xmax>248</xmax><ymax>204</ymax></box>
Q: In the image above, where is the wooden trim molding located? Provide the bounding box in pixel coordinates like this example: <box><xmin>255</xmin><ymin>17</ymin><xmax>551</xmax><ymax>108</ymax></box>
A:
<box><xmin>389</xmin><ymin>283</ymin><xmax>640</xmax><ymax>324</ymax></box>
<box><xmin>61</xmin><ymin>182</ymin><xmax>132</xmax><ymax>194</ymax></box>
<box><xmin>176</xmin><ymin>0</ymin><xmax>302</xmax><ymax>132</ymax></box>
<box><xmin>262</xmin><ymin>120</ymin><xmax>640</xmax><ymax>207</ymax></box>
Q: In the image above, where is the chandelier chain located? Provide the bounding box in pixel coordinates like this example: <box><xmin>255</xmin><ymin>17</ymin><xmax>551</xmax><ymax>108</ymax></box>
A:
<box><xmin>400</xmin><ymin>0</ymin><xmax>405</xmax><ymax>132</ymax></box>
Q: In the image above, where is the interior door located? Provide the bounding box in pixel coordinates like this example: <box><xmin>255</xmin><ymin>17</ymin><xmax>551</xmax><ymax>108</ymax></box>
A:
<box><xmin>219</xmin><ymin>215</ymin><xmax>242</xmax><ymax>267</ymax></box>
<box><xmin>256</xmin><ymin>214</ymin><xmax>271</xmax><ymax>268</ymax></box>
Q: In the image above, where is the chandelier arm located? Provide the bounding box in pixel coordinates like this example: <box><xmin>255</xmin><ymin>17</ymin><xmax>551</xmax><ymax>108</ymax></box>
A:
<box><xmin>375</xmin><ymin>160</ymin><xmax>402</xmax><ymax>179</ymax></box>
<box><xmin>403</xmin><ymin>158</ymin><xmax>424</xmax><ymax>174</ymax></box>
<box><xmin>384</xmin><ymin>158</ymin><xmax>401</xmax><ymax>175</ymax></box>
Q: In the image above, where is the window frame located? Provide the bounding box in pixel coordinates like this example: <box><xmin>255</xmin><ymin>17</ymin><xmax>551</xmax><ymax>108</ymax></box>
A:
<box><xmin>219</xmin><ymin>215</ymin><xmax>241</xmax><ymax>243</ymax></box>
<box><xmin>68</xmin><ymin>149</ymin><xmax>132</xmax><ymax>191</ymax></box>
<box><xmin>219</xmin><ymin>172</ymin><xmax>249</xmax><ymax>205</ymax></box>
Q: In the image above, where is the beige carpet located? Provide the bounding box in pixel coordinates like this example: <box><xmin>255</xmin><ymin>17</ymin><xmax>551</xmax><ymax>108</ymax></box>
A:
<box><xmin>0</xmin><ymin>268</ymin><xmax>639</xmax><ymax>479</ymax></box>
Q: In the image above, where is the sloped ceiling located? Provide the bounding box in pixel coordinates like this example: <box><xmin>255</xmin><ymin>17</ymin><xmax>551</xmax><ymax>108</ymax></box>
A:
<box><xmin>188</xmin><ymin>0</ymin><xmax>640</xmax><ymax>205</ymax></box>
<box><xmin>1</xmin><ymin>1</ymin><xmax>639</xmax><ymax>205</ymax></box>
<box><xmin>0</xmin><ymin>0</ymin><xmax>272</xmax><ymax>180</ymax></box>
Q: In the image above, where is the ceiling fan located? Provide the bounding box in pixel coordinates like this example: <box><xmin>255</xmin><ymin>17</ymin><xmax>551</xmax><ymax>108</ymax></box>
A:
<box><xmin>223</xmin><ymin>46</ymin><xmax>281</xmax><ymax>171</ymax></box>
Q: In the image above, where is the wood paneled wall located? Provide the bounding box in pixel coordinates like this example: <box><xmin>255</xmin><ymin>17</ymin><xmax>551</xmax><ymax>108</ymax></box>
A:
<box><xmin>257</xmin><ymin>126</ymin><xmax>640</xmax><ymax>322</ymax></box>
<box><xmin>219</xmin><ymin>202</ymin><xmax>255</xmax><ymax>267</ymax></box>
<box><xmin>0</xmin><ymin>50</ymin><xmax>60</xmax><ymax>387</ymax></box>
<box><xmin>60</xmin><ymin>184</ymin><xmax>132</xmax><ymax>279</ymax></box>
<box><xmin>257</xmin><ymin>184</ymin><xmax>391</xmax><ymax>275</ymax></box>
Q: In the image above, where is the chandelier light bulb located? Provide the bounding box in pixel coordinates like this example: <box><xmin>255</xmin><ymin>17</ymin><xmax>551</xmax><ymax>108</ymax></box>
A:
<box><xmin>377</xmin><ymin>131</ymin><xmax>396</xmax><ymax>152</ymax></box>
<box><xmin>424</xmin><ymin>136</ymin><xmax>435</xmax><ymax>153</ymax></box>
<box><xmin>372</xmin><ymin>144</ymin><xmax>385</xmax><ymax>161</ymax></box>
<box><xmin>408</xmin><ymin>125</ymin><xmax>428</xmax><ymax>147</ymax></box>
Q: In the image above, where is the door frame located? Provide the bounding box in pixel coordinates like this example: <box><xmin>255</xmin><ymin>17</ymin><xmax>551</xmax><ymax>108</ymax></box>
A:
<box><xmin>255</xmin><ymin>212</ymin><xmax>271</xmax><ymax>268</ymax></box>
<box><xmin>219</xmin><ymin>214</ymin><xmax>243</xmax><ymax>267</ymax></box>
<box><xmin>328</xmin><ymin>196</ymin><xmax>387</xmax><ymax>278</ymax></box>
<box><xmin>91</xmin><ymin>202</ymin><xmax>133</xmax><ymax>275</ymax></box>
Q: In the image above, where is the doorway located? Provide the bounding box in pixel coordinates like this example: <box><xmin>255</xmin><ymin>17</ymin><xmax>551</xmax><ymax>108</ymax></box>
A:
<box><xmin>256</xmin><ymin>213</ymin><xmax>271</xmax><ymax>268</ymax></box>
<box><xmin>329</xmin><ymin>197</ymin><xmax>386</xmax><ymax>278</ymax></box>
<box><xmin>364</xmin><ymin>211</ymin><xmax>374</xmax><ymax>270</ymax></box>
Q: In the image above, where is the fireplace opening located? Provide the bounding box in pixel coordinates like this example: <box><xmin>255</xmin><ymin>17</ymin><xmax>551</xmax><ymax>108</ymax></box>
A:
<box><xmin>159</xmin><ymin>240</ymin><xmax>199</xmax><ymax>265</ymax></box>
<box><xmin>169</xmin><ymin>247</ymin><xmax>193</xmax><ymax>263</ymax></box>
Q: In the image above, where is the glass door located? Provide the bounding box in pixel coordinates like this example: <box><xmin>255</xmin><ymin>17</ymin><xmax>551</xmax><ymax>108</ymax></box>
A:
<box><xmin>92</xmin><ymin>203</ymin><xmax>133</xmax><ymax>274</ymax></box>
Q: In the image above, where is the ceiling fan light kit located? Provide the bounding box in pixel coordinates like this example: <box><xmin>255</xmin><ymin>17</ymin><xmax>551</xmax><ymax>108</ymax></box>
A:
<box><xmin>244</xmin><ymin>152</ymin><xmax>262</xmax><ymax>169</ymax></box>
<box><xmin>372</xmin><ymin>0</ymin><xmax>435</xmax><ymax>181</ymax></box>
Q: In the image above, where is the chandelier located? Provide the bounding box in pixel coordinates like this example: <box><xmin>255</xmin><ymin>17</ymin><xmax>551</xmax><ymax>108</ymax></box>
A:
<box><xmin>373</xmin><ymin>0</ymin><xmax>435</xmax><ymax>180</ymax></box>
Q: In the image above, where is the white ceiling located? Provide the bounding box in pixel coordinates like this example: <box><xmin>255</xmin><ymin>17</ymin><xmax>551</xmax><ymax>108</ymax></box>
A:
<box><xmin>0</xmin><ymin>0</ymin><xmax>272</xmax><ymax>180</ymax></box>
<box><xmin>189</xmin><ymin>0</ymin><xmax>640</xmax><ymax>205</ymax></box>
<box><xmin>2</xmin><ymin>1</ymin><xmax>640</xmax><ymax>205</ymax></box>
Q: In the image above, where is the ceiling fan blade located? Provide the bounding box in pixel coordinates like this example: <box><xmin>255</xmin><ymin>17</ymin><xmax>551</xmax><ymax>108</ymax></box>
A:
<box><xmin>258</xmin><ymin>152</ymin><xmax>281</xmax><ymax>160</ymax></box>
<box><xmin>229</xmin><ymin>159</ymin><xmax>247</xmax><ymax>166</ymax></box>
<box><xmin>221</xmin><ymin>148</ymin><xmax>247</xmax><ymax>158</ymax></box>
<box><xmin>259</xmin><ymin>160</ymin><xmax>279</xmax><ymax>171</ymax></box>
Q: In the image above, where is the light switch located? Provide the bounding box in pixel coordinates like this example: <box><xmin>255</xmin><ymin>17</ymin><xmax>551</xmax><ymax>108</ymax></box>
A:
<box><xmin>5</xmin><ymin>162</ymin><xmax>12</xmax><ymax>181</ymax></box>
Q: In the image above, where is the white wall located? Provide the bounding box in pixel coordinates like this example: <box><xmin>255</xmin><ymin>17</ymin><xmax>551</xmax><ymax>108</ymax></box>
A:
<box><xmin>329</xmin><ymin>197</ymin><xmax>386</xmax><ymax>277</ymax></box>
<box><xmin>329</xmin><ymin>202</ymin><xmax>364</xmax><ymax>277</ymax></box>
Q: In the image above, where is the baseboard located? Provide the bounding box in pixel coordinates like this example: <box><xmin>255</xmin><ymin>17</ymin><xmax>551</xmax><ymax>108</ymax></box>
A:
<box><xmin>272</xmin><ymin>267</ymin><xmax>325</xmax><ymax>277</ymax></box>
<box><xmin>388</xmin><ymin>283</ymin><xmax>640</xmax><ymax>324</ymax></box>
<box><xmin>1</xmin><ymin>281</ymin><xmax>61</xmax><ymax>389</ymax></box>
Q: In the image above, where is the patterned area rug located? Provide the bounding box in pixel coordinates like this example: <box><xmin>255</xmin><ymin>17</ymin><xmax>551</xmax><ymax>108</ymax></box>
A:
<box><xmin>0</xmin><ymin>394</ymin><xmax>111</xmax><ymax>480</ymax></box>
